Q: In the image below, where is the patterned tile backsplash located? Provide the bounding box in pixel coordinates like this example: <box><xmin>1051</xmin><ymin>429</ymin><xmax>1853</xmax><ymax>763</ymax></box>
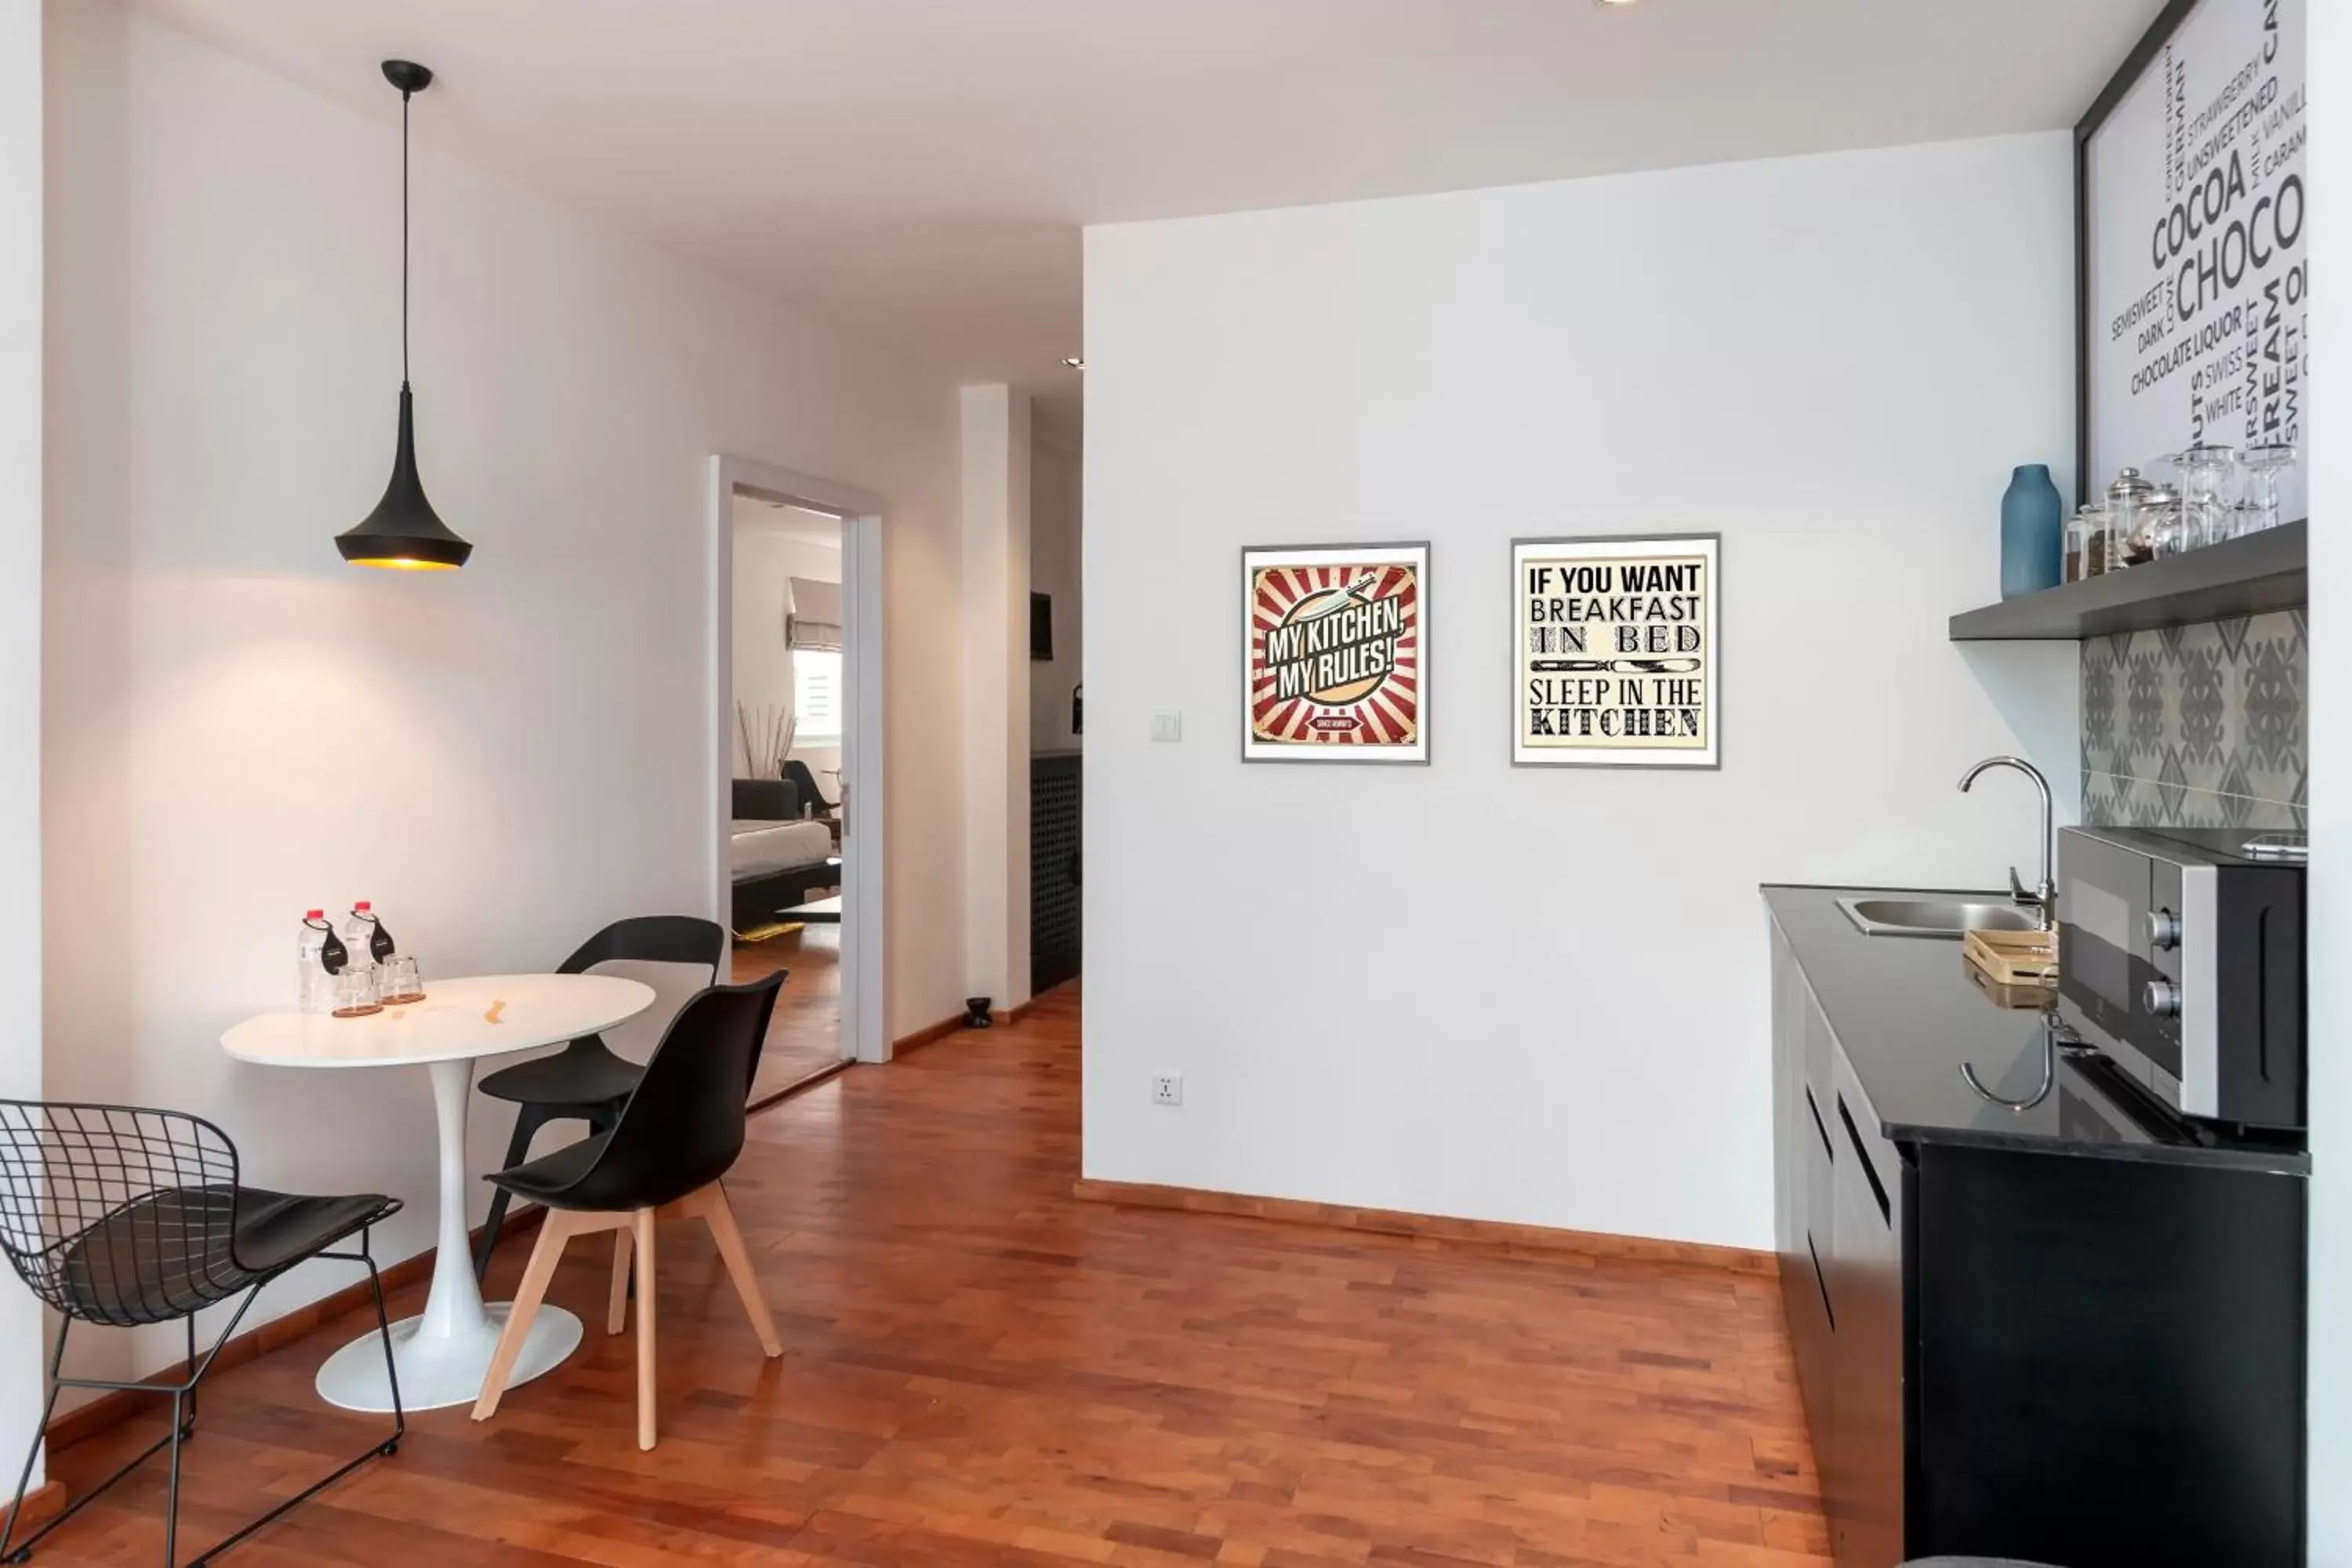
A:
<box><xmin>2080</xmin><ymin>610</ymin><xmax>2307</xmax><ymax>830</ymax></box>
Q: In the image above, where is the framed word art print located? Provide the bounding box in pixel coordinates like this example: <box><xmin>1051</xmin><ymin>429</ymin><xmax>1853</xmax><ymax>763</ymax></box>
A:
<box><xmin>1241</xmin><ymin>542</ymin><xmax>1428</xmax><ymax>764</ymax></box>
<box><xmin>2082</xmin><ymin>0</ymin><xmax>2307</xmax><ymax>524</ymax></box>
<box><xmin>1512</xmin><ymin>533</ymin><xmax>1719</xmax><ymax>769</ymax></box>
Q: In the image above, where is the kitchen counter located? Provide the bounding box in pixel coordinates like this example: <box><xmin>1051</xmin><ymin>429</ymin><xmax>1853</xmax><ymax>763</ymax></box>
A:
<box><xmin>1766</xmin><ymin>882</ymin><xmax>2307</xmax><ymax>1566</ymax></box>
<box><xmin>1761</xmin><ymin>882</ymin><xmax>2308</xmax><ymax>1175</ymax></box>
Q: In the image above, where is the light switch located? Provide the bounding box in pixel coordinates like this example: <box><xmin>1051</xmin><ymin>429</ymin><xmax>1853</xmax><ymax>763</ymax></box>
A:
<box><xmin>1151</xmin><ymin>711</ymin><xmax>1183</xmax><ymax>743</ymax></box>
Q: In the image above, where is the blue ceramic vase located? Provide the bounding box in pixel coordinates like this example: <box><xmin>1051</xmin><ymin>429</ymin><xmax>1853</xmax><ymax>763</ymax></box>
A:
<box><xmin>1999</xmin><ymin>463</ymin><xmax>2063</xmax><ymax>598</ymax></box>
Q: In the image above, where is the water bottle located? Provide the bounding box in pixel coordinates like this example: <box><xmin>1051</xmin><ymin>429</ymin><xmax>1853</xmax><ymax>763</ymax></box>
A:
<box><xmin>299</xmin><ymin>910</ymin><xmax>342</xmax><ymax>1013</ymax></box>
<box><xmin>340</xmin><ymin>902</ymin><xmax>385</xmax><ymax>994</ymax></box>
<box><xmin>355</xmin><ymin>901</ymin><xmax>398</xmax><ymax>967</ymax></box>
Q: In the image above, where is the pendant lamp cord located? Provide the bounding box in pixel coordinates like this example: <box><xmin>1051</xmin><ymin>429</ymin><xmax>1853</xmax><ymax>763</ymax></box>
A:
<box><xmin>400</xmin><ymin>86</ymin><xmax>412</xmax><ymax>387</ymax></box>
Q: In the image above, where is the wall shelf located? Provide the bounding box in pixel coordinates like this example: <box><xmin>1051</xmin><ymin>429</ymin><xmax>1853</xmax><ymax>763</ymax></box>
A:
<box><xmin>1947</xmin><ymin>520</ymin><xmax>2307</xmax><ymax>641</ymax></box>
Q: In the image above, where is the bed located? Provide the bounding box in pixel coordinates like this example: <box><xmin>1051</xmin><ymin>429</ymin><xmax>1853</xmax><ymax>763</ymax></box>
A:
<box><xmin>733</xmin><ymin>818</ymin><xmax>834</xmax><ymax>880</ymax></box>
<box><xmin>730</xmin><ymin>779</ymin><xmax>842</xmax><ymax>931</ymax></box>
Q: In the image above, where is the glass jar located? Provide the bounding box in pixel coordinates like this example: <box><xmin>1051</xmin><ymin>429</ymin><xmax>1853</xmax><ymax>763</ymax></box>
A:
<box><xmin>2104</xmin><ymin>467</ymin><xmax>2155</xmax><ymax>571</ymax></box>
<box><xmin>2066</xmin><ymin>504</ymin><xmax>2108</xmax><ymax>582</ymax></box>
<box><xmin>2140</xmin><ymin>485</ymin><xmax>2183</xmax><ymax>560</ymax></box>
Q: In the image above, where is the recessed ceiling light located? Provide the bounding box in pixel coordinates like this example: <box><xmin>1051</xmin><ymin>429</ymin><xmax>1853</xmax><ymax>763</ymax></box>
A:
<box><xmin>1062</xmin><ymin>356</ymin><xmax>1086</xmax><ymax>370</ymax></box>
<box><xmin>1595</xmin><ymin>0</ymin><xmax>1642</xmax><ymax>7</ymax></box>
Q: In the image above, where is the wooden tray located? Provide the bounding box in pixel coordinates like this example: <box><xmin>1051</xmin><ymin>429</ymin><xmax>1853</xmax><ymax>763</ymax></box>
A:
<box><xmin>1964</xmin><ymin>960</ymin><xmax>2054</xmax><ymax>1011</ymax></box>
<box><xmin>1962</xmin><ymin>927</ymin><xmax>2057</xmax><ymax>989</ymax></box>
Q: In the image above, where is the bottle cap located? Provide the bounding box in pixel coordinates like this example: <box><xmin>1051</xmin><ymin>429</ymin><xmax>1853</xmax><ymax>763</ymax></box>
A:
<box><xmin>354</xmin><ymin>901</ymin><xmax>372</xmax><ymax>911</ymax></box>
<box><xmin>306</xmin><ymin>909</ymin><xmax>325</xmax><ymax>920</ymax></box>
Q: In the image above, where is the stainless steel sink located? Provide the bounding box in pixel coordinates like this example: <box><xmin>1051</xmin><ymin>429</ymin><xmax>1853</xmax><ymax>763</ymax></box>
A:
<box><xmin>1836</xmin><ymin>896</ymin><xmax>2041</xmax><ymax>939</ymax></box>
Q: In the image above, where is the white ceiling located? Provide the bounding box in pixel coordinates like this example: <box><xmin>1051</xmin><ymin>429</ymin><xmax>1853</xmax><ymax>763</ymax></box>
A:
<box><xmin>733</xmin><ymin>495</ymin><xmax>843</xmax><ymax>550</ymax></box>
<box><xmin>134</xmin><ymin>0</ymin><xmax>2165</xmax><ymax>423</ymax></box>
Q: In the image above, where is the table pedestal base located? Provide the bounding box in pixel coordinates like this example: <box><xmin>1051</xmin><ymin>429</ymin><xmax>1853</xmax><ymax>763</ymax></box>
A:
<box><xmin>315</xmin><ymin>1304</ymin><xmax>583</xmax><ymax>1414</ymax></box>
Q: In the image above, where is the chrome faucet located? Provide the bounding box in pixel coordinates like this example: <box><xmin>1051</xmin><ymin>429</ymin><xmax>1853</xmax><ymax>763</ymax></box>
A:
<box><xmin>1958</xmin><ymin>755</ymin><xmax>2055</xmax><ymax>928</ymax></box>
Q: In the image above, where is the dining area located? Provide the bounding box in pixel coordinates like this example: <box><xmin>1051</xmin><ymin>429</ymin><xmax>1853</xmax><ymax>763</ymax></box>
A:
<box><xmin>0</xmin><ymin>916</ymin><xmax>793</xmax><ymax>1567</ymax></box>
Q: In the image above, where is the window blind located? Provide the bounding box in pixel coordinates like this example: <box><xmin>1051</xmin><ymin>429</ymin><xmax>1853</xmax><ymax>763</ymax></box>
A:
<box><xmin>786</xmin><ymin>576</ymin><xmax>844</xmax><ymax>652</ymax></box>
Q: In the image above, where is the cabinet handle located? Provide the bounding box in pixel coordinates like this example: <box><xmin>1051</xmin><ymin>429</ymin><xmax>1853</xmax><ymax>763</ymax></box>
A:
<box><xmin>1837</xmin><ymin>1093</ymin><xmax>1892</xmax><ymax>1226</ymax></box>
<box><xmin>1803</xmin><ymin>1085</ymin><xmax>1833</xmax><ymax>1162</ymax></box>
<box><xmin>1806</xmin><ymin>1229</ymin><xmax>1834</xmax><ymax>1330</ymax></box>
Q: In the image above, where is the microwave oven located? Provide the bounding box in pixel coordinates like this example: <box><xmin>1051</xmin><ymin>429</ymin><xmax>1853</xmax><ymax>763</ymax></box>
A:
<box><xmin>2054</xmin><ymin>824</ymin><xmax>2305</xmax><ymax>1131</ymax></box>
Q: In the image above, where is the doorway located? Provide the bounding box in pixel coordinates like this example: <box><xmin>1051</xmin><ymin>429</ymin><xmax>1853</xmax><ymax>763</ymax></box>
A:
<box><xmin>707</xmin><ymin>456</ymin><xmax>887</xmax><ymax>1093</ymax></box>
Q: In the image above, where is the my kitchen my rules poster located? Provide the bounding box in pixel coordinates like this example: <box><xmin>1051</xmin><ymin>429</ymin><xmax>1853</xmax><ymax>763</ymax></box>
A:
<box><xmin>2086</xmin><ymin>0</ymin><xmax>2307</xmax><ymax>519</ymax></box>
<box><xmin>1242</xmin><ymin>543</ymin><xmax>1427</xmax><ymax>763</ymax></box>
<box><xmin>1513</xmin><ymin>535</ymin><xmax>1719</xmax><ymax>769</ymax></box>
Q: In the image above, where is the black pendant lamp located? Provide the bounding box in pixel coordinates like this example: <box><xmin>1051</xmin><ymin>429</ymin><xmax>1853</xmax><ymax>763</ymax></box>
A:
<box><xmin>336</xmin><ymin>60</ymin><xmax>473</xmax><ymax>571</ymax></box>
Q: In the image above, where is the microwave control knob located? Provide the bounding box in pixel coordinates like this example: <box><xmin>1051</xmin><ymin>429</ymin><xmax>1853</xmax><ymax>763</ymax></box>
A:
<box><xmin>2147</xmin><ymin>909</ymin><xmax>2183</xmax><ymax>950</ymax></box>
<box><xmin>2143</xmin><ymin>979</ymin><xmax>2182</xmax><ymax>1018</ymax></box>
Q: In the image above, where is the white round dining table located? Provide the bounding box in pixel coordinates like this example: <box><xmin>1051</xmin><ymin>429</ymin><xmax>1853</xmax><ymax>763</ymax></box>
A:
<box><xmin>221</xmin><ymin>973</ymin><xmax>656</xmax><ymax>1413</ymax></box>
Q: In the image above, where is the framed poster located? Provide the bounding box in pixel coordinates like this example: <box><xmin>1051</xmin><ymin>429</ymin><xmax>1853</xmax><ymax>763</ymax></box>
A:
<box><xmin>1512</xmin><ymin>533</ymin><xmax>1719</xmax><ymax>770</ymax></box>
<box><xmin>1241</xmin><ymin>542</ymin><xmax>1428</xmax><ymax>764</ymax></box>
<box><xmin>2081</xmin><ymin>0</ymin><xmax>2307</xmax><ymax>520</ymax></box>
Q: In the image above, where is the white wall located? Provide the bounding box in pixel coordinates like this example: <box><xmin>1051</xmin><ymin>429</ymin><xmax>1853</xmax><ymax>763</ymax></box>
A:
<box><xmin>1031</xmin><ymin>425</ymin><xmax>1083</xmax><ymax>753</ymax></box>
<box><xmin>731</xmin><ymin>514</ymin><xmax>844</xmax><ymax>783</ymax></box>
<box><xmin>42</xmin><ymin>2</ymin><xmax>964</xmax><ymax>1381</ymax></box>
<box><xmin>2304</xmin><ymin>3</ymin><xmax>2347</xmax><ymax>1557</ymax></box>
<box><xmin>1083</xmin><ymin>134</ymin><xmax>2078</xmax><ymax>1250</ymax></box>
<box><xmin>2</xmin><ymin>0</ymin><xmax>44</xmax><ymax>1494</ymax></box>
<box><xmin>960</xmin><ymin>385</ymin><xmax>1032</xmax><ymax>1010</ymax></box>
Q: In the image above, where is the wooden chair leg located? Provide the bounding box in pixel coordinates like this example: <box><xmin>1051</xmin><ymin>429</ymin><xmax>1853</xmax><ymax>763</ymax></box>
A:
<box><xmin>607</xmin><ymin>1226</ymin><xmax>632</xmax><ymax>1335</ymax></box>
<box><xmin>472</xmin><ymin>1214</ymin><xmax>573</xmax><ymax>1421</ymax></box>
<box><xmin>632</xmin><ymin>1207</ymin><xmax>659</xmax><ymax>1450</ymax></box>
<box><xmin>699</xmin><ymin>1184</ymin><xmax>782</xmax><ymax>1357</ymax></box>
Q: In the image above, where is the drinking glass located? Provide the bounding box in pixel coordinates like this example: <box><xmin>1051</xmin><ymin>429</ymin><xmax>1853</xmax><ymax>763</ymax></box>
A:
<box><xmin>2240</xmin><ymin>444</ymin><xmax>2297</xmax><ymax>533</ymax></box>
<box><xmin>332</xmin><ymin>965</ymin><xmax>382</xmax><ymax>1018</ymax></box>
<box><xmin>380</xmin><ymin>956</ymin><xmax>425</xmax><ymax>1005</ymax></box>
<box><xmin>2165</xmin><ymin>443</ymin><xmax>2239</xmax><ymax>550</ymax></box>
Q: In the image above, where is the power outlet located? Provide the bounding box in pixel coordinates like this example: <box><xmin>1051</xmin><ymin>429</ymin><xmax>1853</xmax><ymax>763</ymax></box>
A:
<box><xmin>1151</xmin><ymin>1073</ymin><xmax>1184</xmax><ymax>1107</ymax></box>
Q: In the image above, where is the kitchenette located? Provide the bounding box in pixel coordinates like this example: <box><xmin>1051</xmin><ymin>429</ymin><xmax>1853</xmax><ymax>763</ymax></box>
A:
<box><xmin>1766</xmin><ymin>858</ymin><xmax>2305</xmax><ymax>1567</ymax></box>
<box><xmin>1754</xmin><ymin>2</ymin><xmax>2318</xmax><ymax>1559</ymax></box>
<box><xmin>1764</xmin><ymin>423</ymin><xmax>2311</xmax><ymax>1566</ymax></box>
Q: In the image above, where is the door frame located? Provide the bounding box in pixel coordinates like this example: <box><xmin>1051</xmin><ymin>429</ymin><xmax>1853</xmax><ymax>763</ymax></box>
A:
<box><xmin>706</xmin><ymin>454</ymin><xmax>888</xmax><ymax>1064</ymax></box>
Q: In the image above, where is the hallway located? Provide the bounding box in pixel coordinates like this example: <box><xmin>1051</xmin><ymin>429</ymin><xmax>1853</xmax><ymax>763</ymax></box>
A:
<box><xmin>45</xmin><ymin>985</ymin><xmax>1828</xmax><ymax>1566</ymax></box>
<box><xmin>735</xmin><ymin>924</ymin><xmax>846</xmax><ymax>1104</ymax></box>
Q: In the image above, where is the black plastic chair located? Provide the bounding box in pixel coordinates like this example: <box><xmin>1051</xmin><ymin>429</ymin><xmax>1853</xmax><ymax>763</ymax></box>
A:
<box><xmin>472</xmin><ymin>916</ymin><xmax>725</xmax><ymax>1284</ymax></box>
<box><xmin>0</xmin><ymin>1102</ymin><xmax>402</xmax><ymax>1568</ymax></box>
<box><xmin>782</xmin><ymin>758</ymin><xmax>837</xmax><ymax>817</ymax></box>
<box><xmin>470</xmin><ymin>974</ymin><xmax>784</xmax><ymax>1450</ymax></box>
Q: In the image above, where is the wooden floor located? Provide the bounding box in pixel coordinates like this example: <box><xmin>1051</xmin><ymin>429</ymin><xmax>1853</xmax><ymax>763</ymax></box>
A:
<box><xmin>44</xmin><ymin>984</ymin><xmax>1830</xmax><ymax>1566</ymax></box>
<box><xmin>734</xmin><ymin>924</ymin><xmax>844</xmax><ymax>1104</ymax></box>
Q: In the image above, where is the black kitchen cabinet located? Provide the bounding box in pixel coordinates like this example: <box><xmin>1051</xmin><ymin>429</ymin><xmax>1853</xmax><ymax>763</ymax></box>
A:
<box><xmin>1031</xmin><ymin>751</ymin><xmax>1081</xmax><ymax>995</ymax></box>
<box><xmin>1826</xmin><ymin>1049</ymin><xmax>1904</xmax><ymax>1568</ymax></box>
<box><xmin>1772</xmin><ymin>929</ymin><xmax>1838</xmax><ymax>1445</ymax></box>
<box><xmin>1776</xmin><ymin>926</ymin><xmax>1904</xmax><ymax>1568</ymax></box>
<box><xmin>1766</xmin><ymin>890</ymin><xmax>2307</xmax><ymax>1568</ymax></box>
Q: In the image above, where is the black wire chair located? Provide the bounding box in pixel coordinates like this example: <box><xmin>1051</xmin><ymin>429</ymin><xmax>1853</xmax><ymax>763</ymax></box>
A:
<box><xmin>0</xmin><ymin>1101</ymin><xmax>405</xmax><ymax>1567</ymax></box>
